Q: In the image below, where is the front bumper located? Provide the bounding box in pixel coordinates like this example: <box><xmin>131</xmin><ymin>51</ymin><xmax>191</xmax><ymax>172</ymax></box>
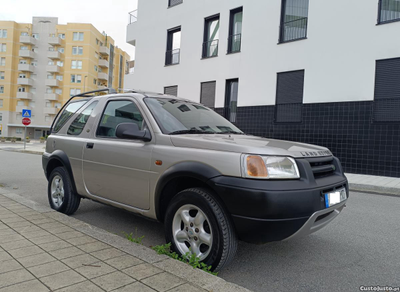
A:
<box><xmin>207</xmin><ymin>164</ymin><xmax>348</xmax><ymax>244</ymax></box>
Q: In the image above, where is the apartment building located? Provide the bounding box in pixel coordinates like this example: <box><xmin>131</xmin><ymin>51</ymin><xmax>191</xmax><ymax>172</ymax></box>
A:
<box><xmin>0</xmin><ymin>17</ymin><xmax>130</xmax><ymax>139</ymax></box>
<box><xmin>126</xmin><ymin>0</ymin><xmax>400</xmax><ymax>177</ymax></box>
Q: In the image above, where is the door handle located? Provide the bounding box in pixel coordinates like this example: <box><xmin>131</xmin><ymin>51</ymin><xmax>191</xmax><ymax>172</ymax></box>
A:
<box><xmin>86</xmin><ymin>143</ymin><xmax>94</xmax><ymax>149</ymax></box>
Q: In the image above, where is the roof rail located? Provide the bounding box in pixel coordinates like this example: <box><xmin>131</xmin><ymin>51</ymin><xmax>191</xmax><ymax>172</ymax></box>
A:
<box><xmin>119</xmin><ymin>88</ymin><xmax>164</xmax><ymax>95</ymax></box>
<box><xmin>49</xmin><ymin>88</ymin><xmax>116</xmax><ymax>133</ymax></box>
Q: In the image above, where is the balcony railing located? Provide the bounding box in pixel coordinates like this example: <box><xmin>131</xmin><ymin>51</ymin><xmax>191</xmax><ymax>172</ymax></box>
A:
<box><xmin>168</xmin><ymin>0</ymin><xmax>183</xmax><ymax>7</ymax></box>
<box><xmin>202</xmin><ymin>39</ymin><xmax>219</xmax><ymax>58</ymax></box>
<box><xmin>227</xmin><ymin>34</ymin><xmax>241</xmax><ymax>54</ymax></box>
<box><xmin>165</xmin><ymin>49</ymin><xmax>180</xmax><ymax>65</ymax></box>
<box><xmin>129</xmin><ymin>10</ymin><xmax>138</xmax><ymax>24</ymax></box>
<box><xmin>279</xmin><ymin>17</ymin><xmax>308</xmax><ymax>43</ymax></box>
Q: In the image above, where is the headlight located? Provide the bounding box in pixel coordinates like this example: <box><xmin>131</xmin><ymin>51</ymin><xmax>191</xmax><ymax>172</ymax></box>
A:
<box><xmin>241</xmin><ymin>155</ymin><xmax>300</xmax><ymax>179</ymax></box>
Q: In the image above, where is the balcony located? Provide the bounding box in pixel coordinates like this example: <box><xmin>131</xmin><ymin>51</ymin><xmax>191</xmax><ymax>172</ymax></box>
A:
<box><xmin>17</xmin><ymin>78</ymin><xmax>33</xmax><ymax>86</ymax></box>
<box><xmin>19</xmin><ymin>50</ymin><xmax>35</xmax><ymax>59</ymax></box>
<box><xmin>99</xmin><ymin>59</ymin><xmax>109</xmax><ymax>68</ymax></box>
<box><xmin>46</xmin><ymin>65</ymin><xmax>61</xmax><ymax>73</ymax></box>
<box><xmin>45</xmin><ymin>93</ymin><xmax>59</xmax><ymax>101</ymax></box>
<box><xmin>16</xmin><ymin>105</ymin><xmax>31</xmax><ymax>113</ymax></box>
<box><xmin>99</xmin><ymin>46</ymin><xmax>110</xmax><ymax>56</ymax></box>
<box><xmin>127</xmin><ymin>11</ymin><xmax>137</xmax><ymax>46</ymax></box>
<box><xmin>18</xmin><ymin>64</ymin><xmax>34</xmax><ymax>72</ymax></box>
<box><xmin>98</xmin><ymin>72</ymin><xmax>108</xmax><ymax>81</ymax></box>
<box><xmin>48</xmin><ymin>51</ymin><xmax>61</xmax><ymax>59</ymax></box>
<box><xmin>48</xmin><ymin>36</ymin><xmax>62</xmax><ymax>46</ymax></box>
<box><xmin>43</xmin><ymin>107</ymin><xmax>59</xmax><ymax>115</ymax></box>
<box><xmin>19</xmin><ymin>36</ymin><xmax>36</xmax><ymax>45</ymax></box>
<box><xmin>16</xmin><ymin>92</ymin><xmax>33</xmax><ymax>100</ymax></box>
<box><xmin>45</xmin><ymin>79</ymin><xmax>59</xmax><ymax>87</ymax></box>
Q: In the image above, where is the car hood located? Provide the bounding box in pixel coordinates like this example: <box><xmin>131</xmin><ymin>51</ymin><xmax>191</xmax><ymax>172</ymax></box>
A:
<box><xmin>170</xmin><ymin>134</ymin><xmax>332</xmax><ymax>158</ymax></box>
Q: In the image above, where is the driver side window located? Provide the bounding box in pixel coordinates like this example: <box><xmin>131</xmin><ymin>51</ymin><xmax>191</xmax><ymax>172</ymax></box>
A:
<box><xmin>97</xmin><ymin>100</ymin><xmax>146</xmax><ymax>138</ymax></box>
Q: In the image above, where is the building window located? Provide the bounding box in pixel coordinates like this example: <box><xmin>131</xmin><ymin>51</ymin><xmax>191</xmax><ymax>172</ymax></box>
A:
<box><xmin>373</xmin><ymin>57</ymin><xmax>400</xmax><ymax>122</ymax></box>
<box><xmin>71</xmin><ymin>74</ymin><xmax>82</xmax><ymax>83</ymax></box>
<box><xmin>0</xmin><ymin>99</ymin><xmax>2</xmax><ymax>107</ymax></box>
<box><xmin>0</xmin><ymin>86</ymin><xmax>4</xmax><ymax>94</ymax></box>
<box><xmin>164</xmin><ymin>85</ymin><xmax>178</xmax><ymax>96</ymax></box>
<box><xmin>72</xmin><ymin>46</ymin><xmax>83</xmax><ymax>55</ymax></box>
<box><xmin>203</xmin><ymin>15</ymin><xmax>219</xmax><ymax>58</ymax></box>
<box><xmin>58</xmin><ymin>33</ymin><xmax>65</xmax><ymax>39</ymax></box>
<box><xmin>0</xmin><ymin>113</ymin><xmax>2</xmax><ymax>121</ymax></box>
<box><xmin>71</xmin><ymin>60</ymin><xmax>82</xmax><ymax>69</ymax></box>
<box><xmin>73</xmin><ymin>32</ymin><xmax>84</xmax><ymax>41</ymax></box>
<box><xmin>57</xmin><ymin>61</ymin><xmax>64</xmax><ymax>67</ymax></box>
<box><xmin>58</xmin><ymin>48</ymin><xmax>64</xmax><ymax>53</ymax></box>
<box><xmin>32</xmin><ymin>33</ymin><xmax>39</xmax><ymax>39</ymax></box>
<box><xmin>55</xmin><ymin>89</ymin><xmax>62</xmax><ymax>95</ymax></box>
<box><xmin>16</xmin><ymin>128</ymin><xmax>23</xmax><ymax>134</ymax></box>
<box><xmin>0</xmin><ymin>44</ymin><xmax>6</xmax><ymax>52</ymax></box>
<box><xmin>224</xmin><ymin>79</ymin><xmax>239</xmax><ymax>123</ymax></box>
<box><xmin>200</xmin><ymin>81</ymin><xmax>216</xmax><ymax>109</ymax></box>
<box><xmin>378</xmin><ymin>0</ymin><xmax>400</xmax><ymax>23</ymax></box>
<box><xmin>96</xmin><ymin>38</ymin><xmax>99</xmax><ymax>45</ymax></box>
<box><xmin>94</xmin><ymin>65</ymin><xmax>98</xmax><ymax>72</ymax></box>
<box><xmin>228</xmin><ymin>7</ymin><xmax>243</xmax><ymax>54</ymax></box>
<box><xmin>0</xmin><ymin>71</ymin><xmax>4</xmax><ymax>80</ymax></box>
<box><xmin>0</xmin><ymin>57</ymin><xmax>4</xmax><ymax>66</ymax></box>
<box><xmin>0</xmin><ymin>30</ymin><xmax>7</xmax><ymax>38</ymax></box>
<box><xmin>18</xmin><ymin>87</ymin><xmax>26</xmax><ymax>92</ymax></box>
<box><xmin>279</xmin><ymin>0</ymin><xmax>309</xmax><ymax>43</ymax></box>
<box><xmin>275</xmin><ymin>70</ymin><xmax>304</xmax><ymax>123</ymax></box>
<box><xmin>20</xmin><ymin>45</ymin><xmax>28</xmax><ymax>51</ymax></box>
<box><xmin>165</xmin><ymin>27</ymin><xmax>181</xmax><ymax>65</ymax></box>
<box><xmin>56</xmin><ymin>75</ymin><xmax>63</xmax><ymax>81</ymax></box>
<box><xmin>70</xmin><ymin>88</ymin><xmax>81</xmax><ymax>97</ymax></box>
<box><xmin>168</xmin><ymin>0</ymin><xmax>183</xmax><ymax>7</ymax></box>
<box><xmin>21</xmin><ymin>32</ymin><xmax>28</xmax><ymax>36</ymax></box>
<box><xmin>93</xmin><ymin>78</ymin><xmax>97</xmax><ymax>85</ymax></box>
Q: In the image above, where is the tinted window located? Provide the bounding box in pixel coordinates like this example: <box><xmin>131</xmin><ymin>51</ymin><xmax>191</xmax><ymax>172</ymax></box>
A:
<box><xmin>53</xmin><ymin>100</ymin><xmax>88</xmax><ymax>132</ymax></box>
<box><xmin>97</xmin><ymin>100</ymin><xmax>145</xmax><ymax>138</ymax></box>
<box><xmin>144</xmin><ymin>97</ymin><xmax>242</xmax><ymax>134</ymax></box>
<box><xmin>67</xmin><ymin>101</ymin><xmax>98</xmax><ymax>135</ymax></box>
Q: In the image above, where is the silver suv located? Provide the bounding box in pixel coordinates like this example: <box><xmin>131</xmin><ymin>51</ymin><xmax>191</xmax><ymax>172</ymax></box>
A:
<box><xmin>42</xmin><ymin>88</ymin><xmax>348</xmax><ymax>271</ymax></box>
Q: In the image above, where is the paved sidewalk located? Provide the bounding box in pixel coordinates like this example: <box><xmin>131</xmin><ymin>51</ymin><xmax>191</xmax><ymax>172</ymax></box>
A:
<box><xmin>0</xmin><ymin>140</ymin><xmax>45</xmax><ymax>155</ymax></box>
<box><xmin>346</xmin><ymin>173</ymin><xmax>400</xmax><ymax>196</ymax></box>
<box><xmin>0</xmin><ymin>193</ymin><xmax>251</xmax><ymax>292</ymax></box>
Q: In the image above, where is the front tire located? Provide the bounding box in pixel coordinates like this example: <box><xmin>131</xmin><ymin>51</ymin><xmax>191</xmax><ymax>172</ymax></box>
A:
<box><xmin>164</xmin><ymin>188</ymin><xmax>238</xmax><ymax>272</ymax></box>
<box><xmin>48</xmin><ymin>167</ymin><xmax>80</xmax><ymax>215</ymax></box>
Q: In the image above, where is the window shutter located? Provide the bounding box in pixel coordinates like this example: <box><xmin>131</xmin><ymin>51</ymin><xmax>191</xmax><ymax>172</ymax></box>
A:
<box><xmin>374</xmin><ymin>58</ymin><xmax>400</xmax><ymax>122</ymax></box>
<box><xmin>200</xmin><ymin>81</ymin><xmax>216</xmax><ymax>108</ymax></box>
<box><xmin>164</xmin><ymin>86</ymin><xmax>178</xmax><ymax>96</ymax></box>
<box><xmin>275</xmin><ymin>70</ymin><xmax>304</xmax><ymax>123</ymax></box>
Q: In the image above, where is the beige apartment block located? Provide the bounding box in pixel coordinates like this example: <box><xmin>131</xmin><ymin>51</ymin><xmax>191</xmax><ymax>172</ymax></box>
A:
<box><xmin>0</xmin><ymin>17</ymin><xmax>130</xmax><ymax>138</ymax></box>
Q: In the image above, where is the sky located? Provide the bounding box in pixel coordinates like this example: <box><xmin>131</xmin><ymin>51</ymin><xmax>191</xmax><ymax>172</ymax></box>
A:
<box><xmin>0</xmin><ymin>0</ymin><xmax>138</xmax><ymax>59</ymax></box>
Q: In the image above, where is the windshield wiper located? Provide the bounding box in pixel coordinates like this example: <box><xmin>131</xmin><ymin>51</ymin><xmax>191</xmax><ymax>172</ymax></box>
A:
<box><xmin>169</xmin><ymin>129</ymin><xmax>213</xmax><ymax>135</ymax></box>
<box><xmin>216</xmin><ymin>131</ymin><xmax>245</xmax><ymax>135</ymax></box>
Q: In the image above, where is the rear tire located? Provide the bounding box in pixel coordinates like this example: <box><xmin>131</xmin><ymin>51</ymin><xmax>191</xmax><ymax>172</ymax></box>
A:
<box><xmin>48</xmin><ymin>167</ymin><xmax>80</xmax><ymax>215</ymax></box>
<box><xmin>164</xmin><ymin>187</ymin><xmax>238</xmax><ymax>272</ymax></box>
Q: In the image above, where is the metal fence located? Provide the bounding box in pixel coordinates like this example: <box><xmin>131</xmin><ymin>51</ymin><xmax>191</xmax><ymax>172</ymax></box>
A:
<box><xmin>228</xmin><ymin>34</ymin><xmax>241</xmax><ymax>53</ymax></box>
<box><xmin>379</xmin><ymin>0</ymin><xmax>400</xmax><ymax>23</ymax></box>
<box><xmin>128</xmin><ymin>10</ymin><xmax>137</xmax><ymax>24</ymax></box>
<box><xmin>280</xmin><ymin>17</ymin><xmax>308</xmax><ymax>42</ymax></box>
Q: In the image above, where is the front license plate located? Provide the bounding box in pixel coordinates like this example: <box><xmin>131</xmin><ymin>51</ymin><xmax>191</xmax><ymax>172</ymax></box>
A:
<box><xmin>325</xmin><ymin>188</ymin><xmax>347</xmax><ymax>208</ymax></box>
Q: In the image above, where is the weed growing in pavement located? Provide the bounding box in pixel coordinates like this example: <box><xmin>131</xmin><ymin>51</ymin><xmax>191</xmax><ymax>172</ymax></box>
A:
<box><xmin>123</xmin><ymin>229</ymin><xmax>145</xmax><ymax>245</ymax></box>
<box><xmin>152</xmin><ymin>243</ymin><xmax>217</xmax><ymax>275</ymax></box>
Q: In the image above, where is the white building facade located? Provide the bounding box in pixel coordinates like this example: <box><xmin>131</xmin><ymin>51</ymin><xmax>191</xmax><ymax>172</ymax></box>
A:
<box><xmin>126</xmin><ymin>0</ymin><xmax>400</xmax><ymax>177</ymax></box>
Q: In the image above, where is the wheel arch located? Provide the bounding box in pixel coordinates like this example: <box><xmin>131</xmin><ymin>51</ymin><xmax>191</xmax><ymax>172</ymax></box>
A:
<box><xmin>45</xmin><ymin>150</ymin><xmax>78</xmax><ymax>194</ymax></box>
<box><xmin>155</xmin><ymin>162</ymin><xmax>223</xmax><ymax>222</ymax></box>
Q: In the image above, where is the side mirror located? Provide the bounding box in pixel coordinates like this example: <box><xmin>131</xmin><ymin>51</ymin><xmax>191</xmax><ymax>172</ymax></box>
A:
<box><xmin>115</xmin><ymin>123</ymin><xmax>151</xmax><ymax>141</ymax></box>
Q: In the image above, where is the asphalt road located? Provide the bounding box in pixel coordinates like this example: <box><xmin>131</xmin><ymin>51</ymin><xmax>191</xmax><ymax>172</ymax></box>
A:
<box><xmin>0</xmin><ymin>150</ymin><xmax>399</xmax><ymax>292</ymax></box>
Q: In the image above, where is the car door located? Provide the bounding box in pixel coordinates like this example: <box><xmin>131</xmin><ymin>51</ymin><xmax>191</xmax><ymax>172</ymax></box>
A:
<box><xmin>82</xmin><ymin>98</ymin><xmax>154</xmax><ymax>210</ymax></box>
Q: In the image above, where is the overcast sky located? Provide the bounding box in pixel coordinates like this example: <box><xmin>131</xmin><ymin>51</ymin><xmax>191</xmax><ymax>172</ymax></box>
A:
<box><xmin>0</xmin><ymin>0</ymin><xmax>138</xmax><ymax>60</ymax></box>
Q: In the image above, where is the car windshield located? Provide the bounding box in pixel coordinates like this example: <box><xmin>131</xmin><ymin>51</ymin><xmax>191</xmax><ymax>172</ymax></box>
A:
<box><xmin>144</xmin><ymin>97</ymin><xmax>244</xmax><ymax>135</ymax></box>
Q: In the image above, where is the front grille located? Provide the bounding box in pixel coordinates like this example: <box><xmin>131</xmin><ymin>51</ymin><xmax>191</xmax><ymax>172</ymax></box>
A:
<box><xmin>306</xmin><ymin>156</ymin><xmax>336</xmax><ymax>178</ymax></box>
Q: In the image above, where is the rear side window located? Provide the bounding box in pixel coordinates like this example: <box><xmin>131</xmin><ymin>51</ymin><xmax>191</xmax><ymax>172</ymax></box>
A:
<box><xmin>67</xmin><ymin>101</ymin><xmax>98</xmax><ymax>135</ymax></box>
<box><xmin>97</xmin><ymin>100</ymin><xmax>145</xmax><ymax>138</ymax></box>
<box><xmin>53</xmin><ymin>100</ymin><xmax>88</xmax><ymax>132</ymax></box>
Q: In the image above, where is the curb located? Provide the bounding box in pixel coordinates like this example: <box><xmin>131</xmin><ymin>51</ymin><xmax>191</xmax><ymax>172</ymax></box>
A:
<box><xmin>1</xmin><ymin>192</ymin><xmax>253</xmax><ymax>292</ymax></box>
<box><xmin>0</xmin><ymin>149</ymin><xmax>44</xmax><ymax>155</ymax></box>
<box><xmin>349</xmin><ymin>183</ymin><xmax>400</xmax><ymax>197</ymax></box>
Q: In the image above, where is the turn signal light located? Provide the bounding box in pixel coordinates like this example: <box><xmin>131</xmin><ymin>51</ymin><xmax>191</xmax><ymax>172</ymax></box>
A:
<box><xmin>246</xmin><ymin>156</ymin><xmax>268</xmax><ymax>178</ymax></box>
